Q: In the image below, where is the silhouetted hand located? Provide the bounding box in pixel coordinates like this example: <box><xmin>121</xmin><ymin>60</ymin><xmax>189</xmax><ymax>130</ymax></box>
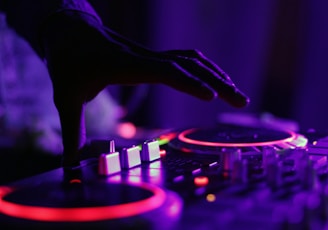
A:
<box><xmin>40</xmin><ymin>7</ymin><xmax>249</xmax><ymax>167</ymax></box>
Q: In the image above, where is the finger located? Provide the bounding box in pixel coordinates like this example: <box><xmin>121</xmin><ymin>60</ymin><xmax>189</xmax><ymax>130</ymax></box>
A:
<box><xmin>53</xmin><ymin>94</ymin><xmax>86</xmax><ymax>168</ymax></box>
<box><xmin>169</xmin><ymin>56</ymin><xmax>250</xmax><ymax>107</ymax></box>
<box><xmin>102</xmin><ymin>27</ymin><xmax>249</xmax><ymax>106</ymax></box>
<box><xmin>163</xmin><ymin>49</ymin><xmax>233</xmax><ymax>83</ymax></box>
<box><xmin>161</xmin><ymin>61</ymin><xmax>217</xmax><ymax>101</ymax></box>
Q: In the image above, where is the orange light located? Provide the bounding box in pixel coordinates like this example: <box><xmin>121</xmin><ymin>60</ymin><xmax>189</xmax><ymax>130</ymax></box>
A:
<box><xmin>194</xmin><ymin>176</ymin><xmax>209</xmax><ymax>187</ymax></box>
<box><xmin>206</xmin><ymin>194</ymin><xmax>216</xmax><ymax>202</ymax></box>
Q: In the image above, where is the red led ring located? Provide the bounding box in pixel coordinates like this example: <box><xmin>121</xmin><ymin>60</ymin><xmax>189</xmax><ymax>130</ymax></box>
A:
<box><xmin>0</xmin><ymin>182</ymin><xmax>166</xmax><ymax>222</ymax></box>
<box><xmin>178</xmin><ymin>128</ymin><xmax>297</xmax><ymax>147</ymax></box>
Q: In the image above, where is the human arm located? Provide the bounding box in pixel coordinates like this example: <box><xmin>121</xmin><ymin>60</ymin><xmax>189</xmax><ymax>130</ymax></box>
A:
<box><xmin>1</xmin><ymin>0</ymin><xmax>250</xmax><ymax>167</ymax></box>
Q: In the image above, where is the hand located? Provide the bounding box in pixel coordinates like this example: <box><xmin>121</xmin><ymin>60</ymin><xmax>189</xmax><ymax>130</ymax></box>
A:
<box><xmin>41</xmin><ymin>10</ymin><xmax>250</xmax><ymax>167</ymax></box>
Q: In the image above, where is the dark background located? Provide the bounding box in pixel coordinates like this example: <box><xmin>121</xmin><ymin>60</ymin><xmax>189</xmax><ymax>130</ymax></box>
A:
<box><xmin>1</xmin><ymin>0</ymin><xmax>328</xmax><ymax>184</ymax></box>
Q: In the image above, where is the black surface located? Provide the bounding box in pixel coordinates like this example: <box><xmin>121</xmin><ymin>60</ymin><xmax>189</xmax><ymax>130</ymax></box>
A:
<box><xmin>0</xmin><ymin>145</ymin><xmax>61</xmax><ymax>185</ymax></box>
<box><xmin>3</xmin><ymin>182</ymin><xmax>153</xmax><ymax>207</ymax></box>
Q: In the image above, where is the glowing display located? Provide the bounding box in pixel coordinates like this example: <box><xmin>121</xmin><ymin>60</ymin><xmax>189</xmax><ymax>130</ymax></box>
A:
<box><xmin>0</xmin><ymin>183</ymin><xmax>166</xmax><ymax>222</ymax></box>
<box><xmin>179</xmin><ymin>128</ymin><xmax>298</xmax><ymax>147</ymax></box>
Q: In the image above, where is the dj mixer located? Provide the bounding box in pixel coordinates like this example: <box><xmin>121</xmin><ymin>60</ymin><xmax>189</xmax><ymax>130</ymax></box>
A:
<box><xmin>1</xmin><ymin>119</ymin><xmax>328</xmax><ymax>229</ymax></box>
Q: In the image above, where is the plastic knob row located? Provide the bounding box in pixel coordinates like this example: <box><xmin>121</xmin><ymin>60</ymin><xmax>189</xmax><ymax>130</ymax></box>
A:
<box><xmin>98</xmin><ymin>139</ymin><xmax>161</xmax><ymax>176</ymax></box>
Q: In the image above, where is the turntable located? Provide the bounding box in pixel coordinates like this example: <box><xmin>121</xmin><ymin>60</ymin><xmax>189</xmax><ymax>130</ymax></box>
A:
<box><xmin>1</xmin><ymin>121</ymin><xmax>328</xmax><ymax>229</ymax></box>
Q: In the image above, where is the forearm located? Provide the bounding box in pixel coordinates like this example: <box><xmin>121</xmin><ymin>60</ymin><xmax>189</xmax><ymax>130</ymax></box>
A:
<box><xmin>0</xmin><ymin>0</ymin><xmax>103</xmax><ymax>167</ymax></box>
<box><xmin>0</xmin><ymin>0</ymin><xmax>101</xmax><ymax>58</ymax></box>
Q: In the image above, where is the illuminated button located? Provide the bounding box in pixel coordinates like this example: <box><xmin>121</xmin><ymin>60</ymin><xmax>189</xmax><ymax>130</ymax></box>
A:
<box><xmin>159</xmin><ymin>149</ymin><xmax>167</xmax><ymax>157</ymax></box>
<box><xmin>69</xmin><ymin>179</ymin><xmax>82</xmax><ymax>184</ymax></box>
<box><xmin>289</xmin><ymin>134</ymin><xmax>308</xmax><ymax>147</ymax></box>
<box><xmin>206</xmin><ymin>194</ymin><xmax>216</xmax><ymax>202</ymax></box>
<box><xmin>194</xmin><ymin>176</ymin><xmax>209</xmax><ymax>187</ymax></box>
<box><xmin>120</xmin><ymin>146</ymin><xmax>142</xmax><ymax>169</ymax></box>
<box><xmin>173</xmin><ymin>175</ymin><xmax>184</xmax><ymax>183</ymax></box>
<box><xmin>98</xmin><ymin>152</ymin><xmax>121</xmax><ymax>176</ymax></box>
<box><xmin>192</xmin><ymin>168</ymin><xmax>202</xmax><ymax>175</ymax></box>
<box><xmin>141</xmin><ymin>140</ymin><xmax>160</xmax><ymax>162</ymax></box>
<box><xmin>209</xmin><ymin>161</ymin><xmax>218</xmax><ymax>167</ymax></box>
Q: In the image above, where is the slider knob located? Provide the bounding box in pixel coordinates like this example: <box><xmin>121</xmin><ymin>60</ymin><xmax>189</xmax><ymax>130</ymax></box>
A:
<box><xmin>98</xmin><ymin>152</ymin><xmax>121</xmax><ymax>176</ymax></box>
<box><xmin>141</xmin><ymin>139</ymin><xmax>160</xmax><ymax>162</ymax></box>
<box><xmin>120</xmin><ymin>146</ymin><xmax>142</xmax><ymax>169</ymax></box>
<box><xmin>98</xmin><ymin>140</ymin><xmax>121</xmax><ymax>176</ymax></box>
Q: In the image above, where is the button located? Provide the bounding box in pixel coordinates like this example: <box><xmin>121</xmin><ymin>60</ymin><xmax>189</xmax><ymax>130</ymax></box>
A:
<box><xmin>194</xmin><ymin>176</ymin><xmax>209</xmax><ymax>187</ymax></box>
<box><xmin>120</xmin><ymin>146</ymin><xmax>141</xmax><ymax>169</ymax></box>
<box><xmin>98</xmin><ymin>152</ymin><xmax>121</xmax><ymax>176</ymax></box>
<box><xmin>141</xmin><ymin>140</ymin><xmax>160</xmax><ymax>162</ymax></box>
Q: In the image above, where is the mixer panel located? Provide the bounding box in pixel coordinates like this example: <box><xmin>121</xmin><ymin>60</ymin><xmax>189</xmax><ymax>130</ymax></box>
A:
<box><xmin>1</xmin><ymin>122</ymin><xmax>328</xmax><ymax>229</ymax></box>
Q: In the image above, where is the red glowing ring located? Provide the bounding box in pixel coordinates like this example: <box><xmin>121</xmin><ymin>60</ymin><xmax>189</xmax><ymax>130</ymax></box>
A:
<box><xmin>178</xmin><ymin>128</ymin><xmax>297</xmax><ymax>147</ymax></box>
<box><xmin>0</xmin><ymin>182</ymin><xmax>166</xmax><ymax>222</ymax></box>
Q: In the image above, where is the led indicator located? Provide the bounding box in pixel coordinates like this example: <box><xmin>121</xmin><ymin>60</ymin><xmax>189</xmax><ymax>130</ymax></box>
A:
<box><xmin>194</xmin><ymin>176</ymin><xmax>209</xmax><ymax>187</ymax></box>
<box><xmin>159</xmin><ymin>149</ymin><xmax>166</xmax><ymax>157</ymax></box>
<box><xmin>69</xmin><ymin>179</ymin><xmax>82</xmax><ymax>184</ymax></box>
<box><xmin>206</xmin><ymin>194</ymin><xmax>216</xmax><ymax>202</ymax></box>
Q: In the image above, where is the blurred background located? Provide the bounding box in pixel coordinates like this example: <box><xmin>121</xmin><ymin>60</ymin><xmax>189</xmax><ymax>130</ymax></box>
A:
<box><xmin>1</xmin><ymin>0</ymin><xmax>328</xmax><ymax>183</ymax></box>
<box><xmin>91</xmin><ymin>0</ymin><xmax>328</xmax><ymax>131</ymax></box>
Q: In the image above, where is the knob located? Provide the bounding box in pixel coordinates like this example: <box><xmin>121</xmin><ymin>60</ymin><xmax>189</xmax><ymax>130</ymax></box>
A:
<box><xmin>120</xmin><ymin>146</ymin><xmax>142</xmax><ymax>169</ymax></box>
<box><xmin>141</xmin><ymin>139</ymin><xmax>160</xmax><ymax>162</ymax></box>
<box><xmin>98</xmin><ymin>140</ymin><xmax>121</xmax><ymax>176</ymax></box>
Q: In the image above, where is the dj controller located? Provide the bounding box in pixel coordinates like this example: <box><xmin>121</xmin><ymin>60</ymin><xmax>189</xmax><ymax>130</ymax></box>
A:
<box><xmin>1</xmin><ymin>117</ymin><xmax>328</xmax><ymax>229</ymax></box>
